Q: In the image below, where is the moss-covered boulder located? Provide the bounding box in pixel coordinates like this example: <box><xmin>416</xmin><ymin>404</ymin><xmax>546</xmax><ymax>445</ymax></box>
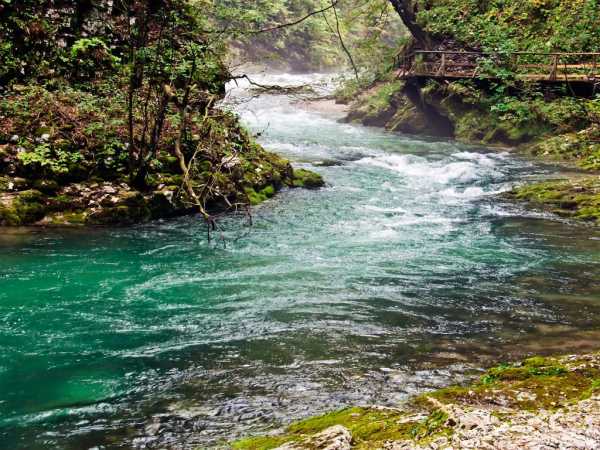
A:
<box><xmin>526</xmin><ymin>127</ymin><xmax>600</xmax><ymax>171</ymax></box>
<box><xmin>508</xmin><ymin>177</ymin><xmax>600</xmax><ymax>224</ymax></box>
<box><xmin>0</xmin><ymin>189</ymin><xmax>47</xmax><ymax>226</ymax></box>
<box><xmin>292</xmin><ymin>169</ymin><xmax>325</xmax><ymax>189</ymax></box>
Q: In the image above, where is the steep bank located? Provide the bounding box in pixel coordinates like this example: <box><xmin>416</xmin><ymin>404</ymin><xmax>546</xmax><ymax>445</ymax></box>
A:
<box><xmin>339</xmin><ymin>0</ymin><xmax>600</xmax><ymax>224</ymax></box>
<box><xmin>341</xmin><ymin>76</ymin><xmax>600</xmax><ymax>224</ymax></box>
<box><xmin>233</xmin><ymin>352</ymin><xmax>600</xmax><ymax>449</ymax></box>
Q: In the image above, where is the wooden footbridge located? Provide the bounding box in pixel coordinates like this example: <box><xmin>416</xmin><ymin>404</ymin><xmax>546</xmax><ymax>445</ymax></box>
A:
<box><xmin>396</xmin><ymin>51</ymin><xmax>600</xmax><ymax>89</ymax></box>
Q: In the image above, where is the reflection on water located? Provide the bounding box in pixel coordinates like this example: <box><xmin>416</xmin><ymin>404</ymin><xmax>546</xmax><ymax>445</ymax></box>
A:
<box><xmin>1</xmin><ymin>74</ymin><xmax>599</xmax><ymax>449</ymax></box>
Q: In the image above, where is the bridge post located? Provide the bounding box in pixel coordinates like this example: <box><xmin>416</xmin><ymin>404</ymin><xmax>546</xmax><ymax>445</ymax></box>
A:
<box><xmin>436</xmin><ymin>53</ymin><xmax>446</xmax><ymax>76</ymax></box>
<box><xmin>549</xmin><ymin>55</ymin><xmax>559</xmax><ymax>81</ymax></box>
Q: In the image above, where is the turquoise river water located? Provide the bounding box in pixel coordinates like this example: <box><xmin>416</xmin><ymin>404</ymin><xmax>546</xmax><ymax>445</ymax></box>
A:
<box><xmin>1</xmin><ymin>74</ymin><xmax>600</xmax><ymax>449</ymax></box>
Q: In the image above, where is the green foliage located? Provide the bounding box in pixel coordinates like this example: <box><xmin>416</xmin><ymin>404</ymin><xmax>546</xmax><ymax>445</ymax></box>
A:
<box><xmin>70</xmin><ymin>38</ymin><xmax>120</xmax><ymax>80</ymax></box>
<box><xmin>17</xmin><ymin>143</ymin><xmax>83</xmax><ymax>177</ymax></box>
<box><xmin>418</xmin><ymin>0</ymin><xmax>600</xmax><ymax>54</ymax></box>
<box><xmin>209</xmin><ymin>0</ymin><xmax>404</xmax><ymax>72</ymax></box>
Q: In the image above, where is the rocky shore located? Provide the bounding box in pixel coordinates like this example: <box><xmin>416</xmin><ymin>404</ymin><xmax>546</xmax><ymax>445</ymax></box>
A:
<box><xmin>233</xmin><ymin>352</ymin><xmax>600</xmax><ymax>449</ymax></box>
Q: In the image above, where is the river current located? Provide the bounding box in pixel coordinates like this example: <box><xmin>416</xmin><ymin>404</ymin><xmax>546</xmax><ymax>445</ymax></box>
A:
<box><xmin>1</xmin><ymin>74</ymin><xmax>600</xmax><ymax>449</ymax></box>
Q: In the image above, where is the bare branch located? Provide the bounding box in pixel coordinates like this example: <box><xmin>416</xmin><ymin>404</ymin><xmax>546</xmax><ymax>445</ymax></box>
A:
<box><xmin>203</xmin><ymin>1</ymin><xmax>339</xmax><ymax>36</ymax></box>
<box><xmin>324</xmin><ymin>1</ymin><xmax>360</xmax><ymax>82</ymax></box>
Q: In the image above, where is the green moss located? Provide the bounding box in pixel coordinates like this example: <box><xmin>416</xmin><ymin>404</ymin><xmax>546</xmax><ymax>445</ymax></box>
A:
<box><xmin>409</xmin><ymin>410</ymin><xmax>451</xmax><ymax>442</ymax></box>
<box><xmin>510</xmin><ymin>177</ymin><xmax>600</xmax><ymax>223</ymax></box>
<box><xmin>46</xmin><ymin>211</ymin><xmax>88</xmax><ymax>226</ymax></box>
<box><xmin>0</xmin><ymin>205</ymin><xmax>20</xmax><ymax>226</ymax></box>
<box><xmin>260</xmin><ymin>185</ymin><xmax>275</xmax><ymax>198</ymax></box>
<box><xmin>243</xmin><ymin>185</ymin><xmax>277</xmax><ymax>206</ymax></box>
<box><xmin>345</xmin><ymin>81</ymin><xmax>407</xmax><ymax>127</ymax></box>
<box><xmin>0</xmin><ymin>176</ymin><xmax>9</xmax><ymax>191</ymax></box>
<box><xmin>286</xmin><ymin>407</ymin><xmax>367</xmax><ymax>435</ymax></box>
<box><xmin>420</xmin><ymin>354</ymin><xmax>600</xmax><ymax>412</ymax></box>
<box><xmin>159</xmin><ymin>174</ymin><xmax>183</xmax><ymax>186</ymax></box>
<box><xmin>233</xmin><ymin>406</ymin><xmax>454</xmax><ymax>450</ymax></box>
<box><xmin>292</xmin><ymin>169</ymin><xmax>324</xmax><ymax>189</ymax></box>
<box><xmin>231</xmin><ymin>435</ymin><xmax>293</xmax><ymax>450</ymax></box>
<box><xmin>509</xmin><ymin>177</ymin><xmax>600</xmax><ymax>224</ymax></box>
<box><xmin>244</xmin><ymin>187</ymin><xmax>268</xmax><ymax>206</ymax></box>
<box><xmin>0</xmin><ymin>189</ymin><xmax>48</xmax><ymax>225</ymax></box>
<box><xmin>527</xmin><ymin>127</ymin><xmax>600</xmax><ymax>170</ymax></box>
<box><xmin>387</xmin><ymin>101</ymin><xmax>430</xmax><ymax>135</ymax></box>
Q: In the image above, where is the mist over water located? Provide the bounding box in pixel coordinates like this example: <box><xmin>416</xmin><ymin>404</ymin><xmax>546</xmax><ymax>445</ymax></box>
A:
<box><xmin>1</xmin><ymin>74</ymin><xmax>600</xmax><ymax>449</ymax></box>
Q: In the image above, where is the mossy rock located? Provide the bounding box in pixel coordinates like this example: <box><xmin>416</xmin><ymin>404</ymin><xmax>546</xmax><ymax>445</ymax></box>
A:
<box><xmin>292</xmin><ymin>169</ymin><xmax>324</xmax><ymax>189</ymax></box>
<box><xmin>160</xmin><ymin>174</ymin><xmax>184</xmax><ymax>187</ymax></box>
<box><xmin>526</xmin><ymin>128</ymin><xmax>600</xmax><ymax>171</ymax></box>
<box><xmin>148</xmin><ymin>190</ymin><xmax>180</xmax><ymax>218</ymax></box>
<box><xmin>33</xmin><ymin>179</ymin><xmax>60</xmax><ymax>194</ymax></box>
<box><xmin>87</xmin><ymin>205</ymin><xmax>152</xmax><ymax>225</ymax></box>
<box><xmin>117</xmin><ymin>191</ymin><xmax>146</xmax><ymax>207</ymax></box>
<box><xmin>45</xmin><ymin>211</ymin><xmax>88</xmax><ymax>226</ymax></box>
<box><xmin>509</xmin><ymin>177</ymin><xmax>600</xmax><ymax>224</ymax></box>
<box><xmin>244</xmin><ymin>185</ymin><xmax>276</xmax><ymax>206</ymax></box>
<box><xmin>0</xmin><ymin>176</ymin><xmax>8</xmax><ymax>191</ymax></box>
<box><xmin>232</xmin><ymin>406</ymin><xmax>451</xmax><ymax>450</ymax></box>
<box><xmin>388</xmin><ymin>105</ymin><xmax>430</xmax><ymax>135</ymax></box>
<box><xmin>0</xmin><ymin>189</ymin><xmax>47</xmax><ymax>226</ymax></box>
<box><xmin>417</xmin><ymin>354</ymin><xmax>600</xmax><ymax>413</ymax></box>
<box><xmin>345</xmin><ymin>81</ymin><xmax>406</xmax><ymax>128</ymax></box>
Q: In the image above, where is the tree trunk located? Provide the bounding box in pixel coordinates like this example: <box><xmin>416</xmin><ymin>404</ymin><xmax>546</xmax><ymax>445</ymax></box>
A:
<box><xmin>388</xmin><ymin>0</ymin><xmax>433</xmax><ymax>50</ymax></box>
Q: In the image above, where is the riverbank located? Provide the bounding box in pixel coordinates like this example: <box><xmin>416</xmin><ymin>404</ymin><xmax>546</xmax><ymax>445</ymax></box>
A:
<box><xmin>338</xmin><ymin>75</ymin><xmax>600</xmax><ymax>225</ymax></box>
<box><xmin>232</xmin><ymin>352</ymin><xmax>600</xmax><ymax>449</ymax></box>
<box><xmin>0</xmin><ymin>83</ymin><xmax>324</xmax><ymax>227</ymax></box>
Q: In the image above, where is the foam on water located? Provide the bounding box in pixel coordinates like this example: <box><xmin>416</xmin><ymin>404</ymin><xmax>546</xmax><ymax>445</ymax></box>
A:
<box><xmin>356</xmin><ymin>152</ymin><xmax>504</xmax><ymax>186</ymax></box>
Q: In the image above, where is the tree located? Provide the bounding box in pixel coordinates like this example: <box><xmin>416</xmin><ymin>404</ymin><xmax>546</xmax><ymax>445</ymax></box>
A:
<box><xmin>387</xmin><ymin>0</ymin><xmax>434</xmax><ymax>49</ymax></box>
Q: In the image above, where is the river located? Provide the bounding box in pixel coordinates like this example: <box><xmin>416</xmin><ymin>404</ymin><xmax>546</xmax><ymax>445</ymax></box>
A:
<box><xmin>1</xmin><ymin>73</ymin><xmax>600</xmax><ymax>449</ymax></box>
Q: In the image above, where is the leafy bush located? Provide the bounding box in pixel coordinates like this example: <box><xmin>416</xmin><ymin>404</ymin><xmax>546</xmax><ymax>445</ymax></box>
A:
<box><xmin>418</xmin><ymin>0</ymin><xmax>600</xmax><ymax>54</ymax></box>
<box><xmin>18</xmin><ymin>143</ymin><xmax>84</xmax><ymax>178</ymax></box>
<box><xmin>70</xmin><ymin>38</ymin><xmax>120</xmax><ymax>80</ymax></box>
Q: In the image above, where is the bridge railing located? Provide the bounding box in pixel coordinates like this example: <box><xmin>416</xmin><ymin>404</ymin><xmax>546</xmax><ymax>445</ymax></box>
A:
<box><xmin>395</xmin><ymin>50</ymin><xmax>600</xmax><ymax>82</ymax></box>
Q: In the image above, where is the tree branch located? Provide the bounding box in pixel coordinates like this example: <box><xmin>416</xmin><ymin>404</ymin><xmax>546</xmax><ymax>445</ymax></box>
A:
<box><xmin>324</xmin><ymin>1</ymin><xmax>359</xmax><ymax>82</ymax></box>
<box><xmin>204</xmin><ymin>1</ymin><xmax>339</xmax><ymax>36</ymax></box>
